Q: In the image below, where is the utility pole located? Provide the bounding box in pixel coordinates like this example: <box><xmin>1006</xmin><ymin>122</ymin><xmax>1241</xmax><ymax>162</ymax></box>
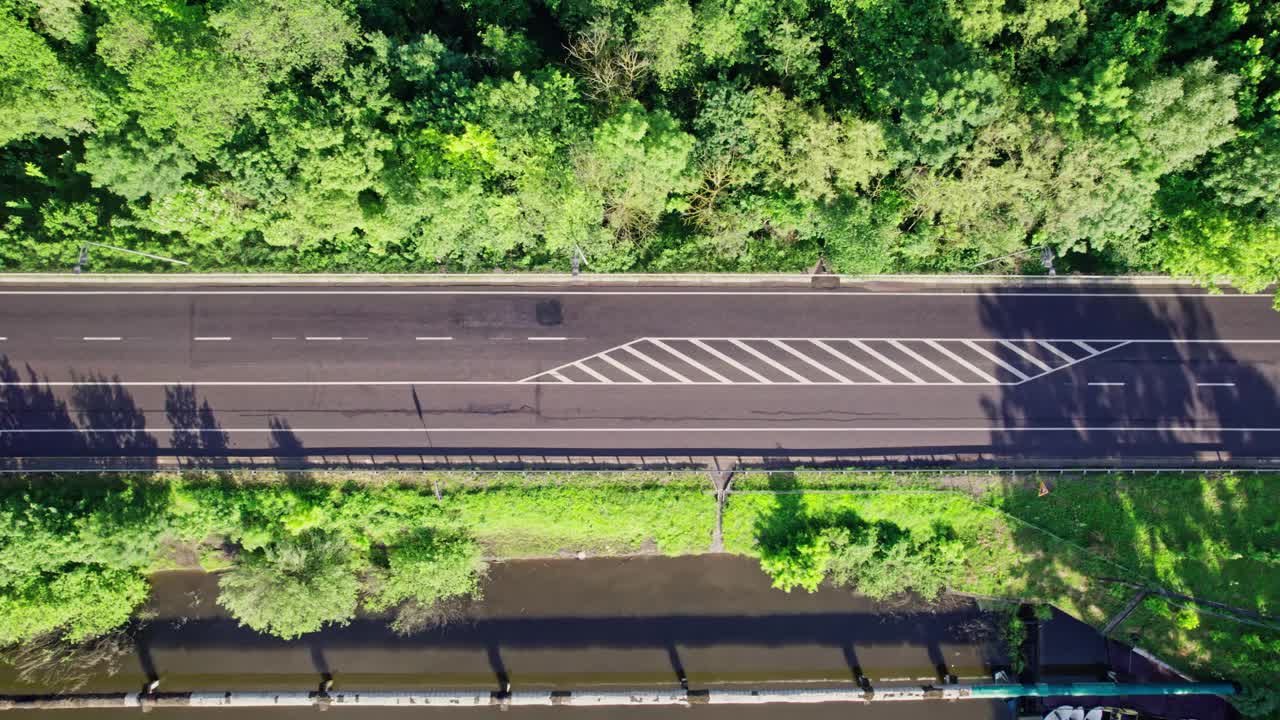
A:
<box><xmin>74</xmin><ymin>242</ymin><xmax>190</xmax><ymax>273</ymax></box>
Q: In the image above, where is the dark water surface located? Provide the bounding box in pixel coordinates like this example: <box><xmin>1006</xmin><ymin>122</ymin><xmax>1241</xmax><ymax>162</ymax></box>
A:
<box><xmin>5</xmin><ymin>555</ymin><xmax>1019</xmax><ymax>718</ymax></box>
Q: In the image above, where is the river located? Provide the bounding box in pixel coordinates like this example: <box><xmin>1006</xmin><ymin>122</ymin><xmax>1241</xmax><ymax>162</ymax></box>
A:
<box><xmin>0</xmin><ymin>555</ymin><xmax>1220</xmax><ymax>719</ymax></box>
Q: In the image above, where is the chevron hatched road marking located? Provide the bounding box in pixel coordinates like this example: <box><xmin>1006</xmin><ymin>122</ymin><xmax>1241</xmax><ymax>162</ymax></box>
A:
<box><xmin>519</xmin><ymin>338</ymin><xmax>1129</xmax><ymax>385</ymax></box>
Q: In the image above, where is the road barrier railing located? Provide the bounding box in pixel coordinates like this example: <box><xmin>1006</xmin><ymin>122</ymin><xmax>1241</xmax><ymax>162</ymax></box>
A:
<box><xmin>0</xmin><ymin>681</ymin><xmax>1238</xmax><ymax>710</ymax></box>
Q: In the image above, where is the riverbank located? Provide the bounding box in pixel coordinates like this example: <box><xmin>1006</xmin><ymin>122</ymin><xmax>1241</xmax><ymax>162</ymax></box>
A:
<box><xmin>0</xmin><ymin>471</ymin><xmax>1274</xmax><ymax>713</ymax></box>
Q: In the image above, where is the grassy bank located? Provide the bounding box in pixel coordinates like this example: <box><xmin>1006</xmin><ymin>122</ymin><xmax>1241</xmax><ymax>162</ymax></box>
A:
<box><xmin>0</xmin><ymin>470</ymin><xmax>1273</xmax><ymax>712</ymax></box>
<box><xmin>723</xmin><ymin>471</ymin><xmax>1279</xmax><ymax>715</ymax></box>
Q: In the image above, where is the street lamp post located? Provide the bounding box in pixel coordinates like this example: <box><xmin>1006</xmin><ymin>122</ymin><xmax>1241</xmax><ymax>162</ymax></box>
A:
<box><xmin>74</xmin><ymin>242</ymin><xmax>190</xmax><ymax>273</ymax></box>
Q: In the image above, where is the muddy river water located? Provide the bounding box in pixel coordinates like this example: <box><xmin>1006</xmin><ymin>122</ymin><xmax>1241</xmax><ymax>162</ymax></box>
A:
<box><xmin>0</xmin><ymin>555</ymin><xmax>1127</xmax><ymax>719</ymax></box>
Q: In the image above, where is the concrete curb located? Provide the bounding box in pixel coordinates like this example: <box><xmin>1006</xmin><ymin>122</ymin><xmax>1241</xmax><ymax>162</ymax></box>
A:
<box><xmin>0</xmin><ymin>271</ymin><xmax>1245</xmax><ymax>289</ymax></box>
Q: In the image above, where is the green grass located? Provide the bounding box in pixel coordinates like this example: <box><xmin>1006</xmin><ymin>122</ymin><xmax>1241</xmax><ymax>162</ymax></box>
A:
<box><xmin>991</xmin><ymin>474</ymin><xmax>1280</xmax><ymax>706</ymax></box>
<box><xmin>721</xmin><ymin>473</ymin><xmax>1280</xmax><ymax>711</ymax></box>
<box><xmin>442</xmin><ymin>477</ymin><xmax>716</xmax><ymax>557</ymax></box>
<box><xmin>3</xmin><ymin>470</ymin><xmax>1275</xmax><ymax>711</ymax></box>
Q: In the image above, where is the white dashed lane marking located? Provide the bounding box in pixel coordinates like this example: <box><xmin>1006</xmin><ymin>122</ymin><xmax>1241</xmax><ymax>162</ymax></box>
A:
<box><xmin>521</xmin><ymin>338</ymin><xmax>1125</xmax><ymax>385</ymax></box>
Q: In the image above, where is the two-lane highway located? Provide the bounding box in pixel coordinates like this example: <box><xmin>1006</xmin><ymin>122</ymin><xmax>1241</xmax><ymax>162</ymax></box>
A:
<box><xmin>1</xmin><ymin>283</ymin><xmax>1278</xmax><ymax>466</ymax></box>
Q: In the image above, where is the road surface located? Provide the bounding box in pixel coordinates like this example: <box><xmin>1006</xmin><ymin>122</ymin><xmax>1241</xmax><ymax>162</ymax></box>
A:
<box><xmin>1</xmin><ymin>282</ymin><xmax>1277</xmax><ymax>467</ymax></box>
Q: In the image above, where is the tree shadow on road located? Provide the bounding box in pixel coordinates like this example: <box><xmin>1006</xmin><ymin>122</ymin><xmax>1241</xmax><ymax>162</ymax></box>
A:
<box><xmin>165</xmin><ymin>385</ymin><xmax>230</xmax><ymax>469</ymax></box>
<box><xmin>68</xmin><ymin>372</ymin><xmax>156</xmax><ymax>467</ymax></box>
<box><xmin>978</xmin><ymin>292</ymin><xmax>1280</xmax><ymax>462</ymax></box>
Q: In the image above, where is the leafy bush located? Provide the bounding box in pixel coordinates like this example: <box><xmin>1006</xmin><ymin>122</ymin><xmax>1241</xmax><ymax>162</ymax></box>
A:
<box><xmin>366</xmin><ymin>530</ymin><xmax>485</xmax><ymax>634</ymax></box>
<box><xmin>0</xmin><ymin>566</ymin><xmax>149</xmax><ymax>645</ymax></box>
<box><xmin>216</xmin><ymin>531</ymin><xmax>361</xmax><ymax>640</ymax></box>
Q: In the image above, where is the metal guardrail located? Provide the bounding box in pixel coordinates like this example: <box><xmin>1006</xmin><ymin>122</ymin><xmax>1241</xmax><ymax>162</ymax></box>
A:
<box><xmin>1</xmin><ymin>453</ymin><xmax>1276</xmax><ymax>474</ymax></box>
<box><xmin>0</xmin><ymin>682</ymin><xmax>1238</xmax><ymax>710</ymax></box>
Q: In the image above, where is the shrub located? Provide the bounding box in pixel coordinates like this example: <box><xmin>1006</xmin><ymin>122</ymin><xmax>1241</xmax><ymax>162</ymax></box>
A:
<box><xmin>366</xmin><ymin>531</ymin><xmax>486</xmax><ymax>634</ymax></box>
<box><xmin>217</xmin><ymin>531</ymin><xmax>360</xmax><ymax>639</ymax></box>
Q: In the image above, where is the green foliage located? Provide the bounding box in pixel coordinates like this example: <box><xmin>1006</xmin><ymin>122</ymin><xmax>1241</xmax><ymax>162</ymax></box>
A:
<box><xmin>0</xmin><ymin>567</ymin><xmax>148</xmax><ymax>645</ymax></box>
<box><xmin>743</xmin><ymin>481</ymin><xmax>971</xmax><ymax>597</ymax></box>
<box><xmin>217</xmin><ymin>531</ymin><xmax>361</xmax><ymax>639</ymax></box>
<box><xmin>0</xmin><ymin>9</ymin><xmax>96</xmax><ymax>143</ymax></box>
<box><xmin>0</xmin><ymin>0</ymin><xmax>1275</xmax><ymax>289</ymax></box>
<box><xmin>367</xmin><ymin>531</ymin><xmax>484</xmax><ymax>611</ymax></box>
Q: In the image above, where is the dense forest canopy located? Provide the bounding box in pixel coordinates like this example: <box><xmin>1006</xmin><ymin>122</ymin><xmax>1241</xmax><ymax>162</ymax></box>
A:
<box><xmin>1</xmin><ymin>0</ymin><xmax>1277</xmax><ymax>286</ymax></box>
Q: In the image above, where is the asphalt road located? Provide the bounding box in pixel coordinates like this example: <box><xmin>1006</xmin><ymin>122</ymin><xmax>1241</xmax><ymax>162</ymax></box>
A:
<box><xmin>1</xmin><ymin>282</ymin><xmax>1278</xmax><ymax>466</ymax></box>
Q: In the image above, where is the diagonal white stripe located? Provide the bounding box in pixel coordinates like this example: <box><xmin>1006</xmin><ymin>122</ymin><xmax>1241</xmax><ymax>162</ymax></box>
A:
<box><xmin>925</xmin><ymin>341</ymin><xmax>1000</xmax><ymax>383</ymax></box>
<box><xmin>547</xmin><ymin>370</ymin><xmax>574</xmax><ymax>383</ymax></box>
<box><xmin>622</xmin><ymin>344</ymin><xmax>692</xmax><ymax>383</ymax></box>
<box><xmin>728</xmin><ymin>340</ymin><xmax>811</xmax><ymax>383</ymax></box>
<box><xmin>1074</xmin><ymin>340</ymin><xmax>1101</xmax><ymax>354</ymax></box>
<box><xmin>769</xmin><ymin>340</ymin><xmax>851</xmax><ymax>383</ymax></box>
<box><xmin>810</xmin><ymin>340</ymin><xmax>891</xmax><ymax>383</ymax></box>
<box><xmin>599</xmin><ymin>352</ymin><xmax>653</xmax><ymax>383</ymax></box>
<box><xmin>1037</xmin><ymin>340</ymin><xmax>1077</xmax><ymax>363</ymax></box>
<box><xmin>962</xmin><ymin>341</ymin><xmax>1030</xmax><ymax>381</ymax></box>
<box><xmin>888</xmin><ymin>340</ymin><xmax>962</xmax><ymax>383</ymax></box>
<box><xmin>649</xmin><ymin>339</ymin><xmax>732</xmax><ymax>383</ymax></box>
<box><xmin>847</xmin><ymin>340</ymin><xmax>925</xmax><ymax>383</ymax></box>
<box><xmin>573</xmin><ymin>361</ymin><xmax>613</xmax><ymax>383</ymax></box>
<box><xmin>998</xmin><ymin>341</ymin><xmax>1053</xmax><ymax>372</ymax></box>
<box><xmin>689</xmin><ymin>340</ymin><xmax>773</xmax><ymax>383</ymax></box>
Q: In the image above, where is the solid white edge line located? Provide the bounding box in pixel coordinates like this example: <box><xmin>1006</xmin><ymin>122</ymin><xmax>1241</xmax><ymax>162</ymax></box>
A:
<box><xmin>527</xmin><ymin>336</ymin><xmax>569</xmax><ymax>341</ymax></box>
<box><xmin>1197</xmin><ymin>382</ymin><xmax>1235</xmax><ymax>387</ymax></box>
<box><xmin>3</xmin><ymin>426</ymin><xmax>1278</xmax><ymax>433</ymax></box>
<box><xmin>415</xmin><ymin>336</ymin><xmax>453</xmax><ymax>340</ymax></box>
<box><xmin>0</xmin><ymin>291</ymin><xmax>1269</xmax><ymax>297</ymax></box>
<box><xmin>652</xmin><ymin>338</ymin><xmax>1280</xmax><ymax>343</ymax></box>
<box><xmin>0</xmin><ymin>380</ymin><xmax>1009</xmax><ymax>387</ymax></box>
<box><xmin>1088</xmin><ymin>382</ymin><xmax>1125</xmax><ymax>386</ymax></box>
<box><xmin>194</xmin><ymin>337</ymin><xmax>231</xmax><ymax>341</ymax></box>
<box><xmin>83</xmin><ymin>336</ymin><xmax>121</xmax><ymax>341</ymax></box>
<box><xmin>305</xmin><ymin>336</ymin><xmax>343</xmax><ymax>341</ymax></box>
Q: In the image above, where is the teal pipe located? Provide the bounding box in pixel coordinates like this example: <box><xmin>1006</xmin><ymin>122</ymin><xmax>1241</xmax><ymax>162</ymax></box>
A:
<box><xmin>967</xmin><ymin>683</ymin><xmax>1237</xmax><ymax>698</ymax></box>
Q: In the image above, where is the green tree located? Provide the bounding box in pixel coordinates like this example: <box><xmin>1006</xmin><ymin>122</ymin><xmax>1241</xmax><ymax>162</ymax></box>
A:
<box><xmin>95</xmin><ymin>7</ymin><xmax>266</xmax><ymax>159</ymax></box>
<box><xmin>81</xmin><ymin>132</ymin><xmax>195</xmax><ymax>200</ymax></box>
<box><xmin>217</xmin><ymin>531</ymin><xmax>361</xmax><ymax>639</ymax></box>
<box><xmin>209</xmin><ymin>0</ymin><xmax>357</xmax><ymax>79</ymax></box>
<box><xmin>1151</xmin><ymin>192</ymin><xmax>1280</xmax><ymax>301</ymax></box>
<box><xmin>0</xmin><ymin>567</ymin><xmax>148</xmax><ymax>645</ymax></box>
<box><xmin>633</xmin><ymin>0</ymin><xmax>695</xmax><ymax>90</ymax></box>
<box><xmin>573</xmin><ymin>102</ymin><xmax>696</xmax><ymax>254</ymax></box>
<box><xmin>0</xmin><ymin>9</ymin><xmax>96</xmax><ymax>143</ymax></box>
<box><xmin>367</xmin><ymin>531</ymin><xmax>485</xmax><ymax>634</ymax></box>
